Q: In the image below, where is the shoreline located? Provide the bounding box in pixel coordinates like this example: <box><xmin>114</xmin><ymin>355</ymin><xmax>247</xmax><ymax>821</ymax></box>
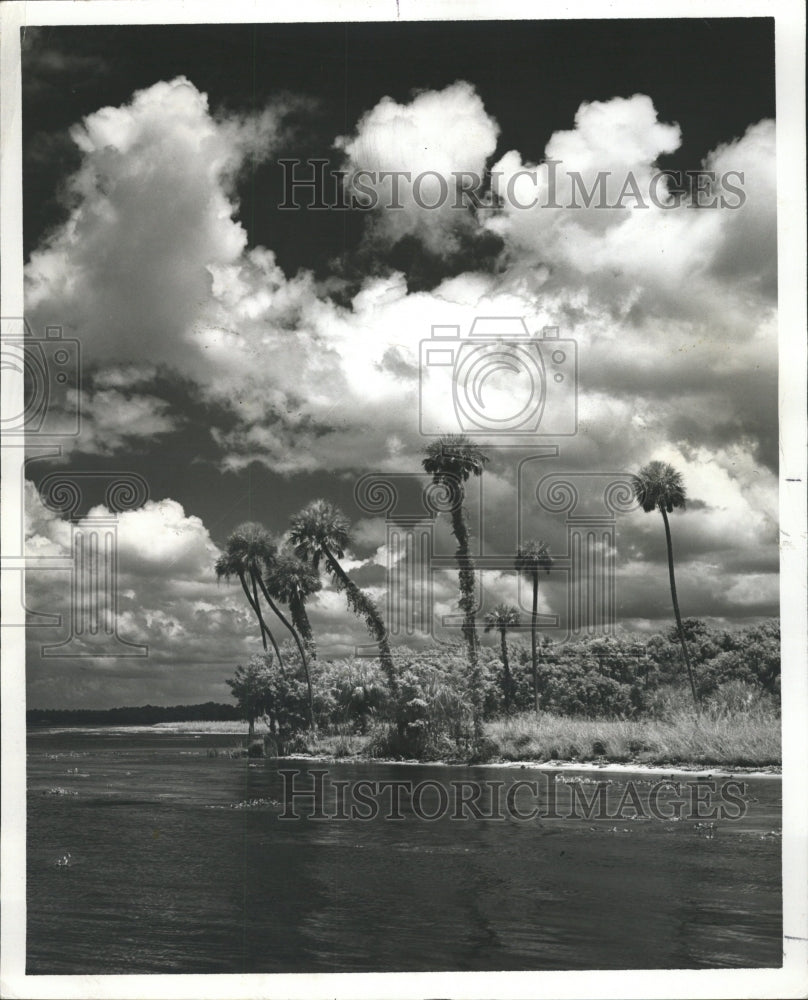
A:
<box><xmin>278</xmin><ymin>753</ymin><xmax>782</xmax><ymax>780</ymax></box>
<box><xmin>28</xmin><ymin>724</ymin><xmax>782</xmax><ymax>778</ymax></box>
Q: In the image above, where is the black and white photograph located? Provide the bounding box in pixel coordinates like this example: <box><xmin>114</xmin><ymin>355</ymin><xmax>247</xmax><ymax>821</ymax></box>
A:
<box><xmin>1</xmin><ymin>1</ymin><xmax>805</xmax><ymax>997</ymax></box>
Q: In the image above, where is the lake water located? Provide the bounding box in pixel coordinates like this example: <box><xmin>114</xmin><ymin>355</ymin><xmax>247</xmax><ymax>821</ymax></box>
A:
<box><xmin>27</xmin><ymin>729</ymin><xmax>782</xmax><ymax>974</ymax></box>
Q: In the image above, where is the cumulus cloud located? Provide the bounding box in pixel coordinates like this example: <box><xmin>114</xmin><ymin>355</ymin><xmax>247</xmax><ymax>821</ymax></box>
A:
<box><xmin>22</xmin><ymin>78</ymin><xmax>779</xmax><ymax>674</ymax></box>
<box><xmin>335</xmin><ymin>80</ymin><xmax>500</xmax><ymax>257</ymax></box>
<box><xmin>25</xmin><ymin>484</ymin><xmax>254</xmax><ymax>706</ymax></box>
<box><xmin>25</xmin><ymin>76</ymin><xmax>296</xmax><ymax>371</ymax></box>
<box><xmin>486</xmin><ymin>97</ymin><xmax>776</xmax><ymax>325</ymax></box>
<box><xmin>703</xmin><ymin>119</ymin><xmax>777</xmax><ymax>297</ymax></box>
<box><xmin>68</xmin><ymin>388</ymin><xmax>178</xmax><ymax>456</ymax></box>
<box><xmin>26</xmin><ymin>80</ymin><xmax>777</xmax><ymax>478</ymax></box>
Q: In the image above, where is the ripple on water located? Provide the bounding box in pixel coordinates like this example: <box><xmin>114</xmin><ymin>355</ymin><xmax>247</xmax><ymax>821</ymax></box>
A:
<box><xmin>25</xmin><ymin>731</ymin><xmax>783</xmax><ymax>974</ymax></box>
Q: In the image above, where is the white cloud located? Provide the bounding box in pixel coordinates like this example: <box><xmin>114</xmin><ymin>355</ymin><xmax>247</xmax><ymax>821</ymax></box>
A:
<box><xmin>25</xmin><ymin>486</ymin><xmax>252</xmax><ymax>705</ymax></box>
<box><xmin>336</xmin><ymin>80</ymin><xmax>499</xmax><ymax>255</ymax></box>
<box><xmin>22</xmin><ymin>80</ymin><xmax>779</xmax><ymax>665</ymax></box>
<box><xmin>68</xmin><ymin>389</ymin><xmax>178</xmax><ymax>455</ymax></box>
<box><xmin>25</xmin><ymin>76</ymin><xmax>293</xmax><ymax>372</ymax></box>
<box><xmin>26</xmin><ymin>81</ymin><xmax>777</xmax><ymax>482</ymax></box>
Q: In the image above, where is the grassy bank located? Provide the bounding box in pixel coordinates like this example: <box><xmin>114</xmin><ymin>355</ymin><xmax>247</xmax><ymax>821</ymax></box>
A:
<box><xmin>154</xmin><ymin>705</ymin><xmax>780</xmax><ymax>769</ymax></box>
<box><xmin>486</xmin><ymin>709</ymin><xmax>781</xmax><ymax>769</ymax></box>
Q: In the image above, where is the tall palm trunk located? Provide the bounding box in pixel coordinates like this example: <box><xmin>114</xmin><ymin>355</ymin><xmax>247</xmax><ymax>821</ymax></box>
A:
<box><xmin>240</xmin><ymin>572</ymin><xmax>267</xmax><ymax>651</ymax></box>
<box><xmin>322</xmin><ymin>542</ymin><xmax>397</xmax><ymax>695</ymax></box>
<box><xmin>530</xmin><ymin>574</ymin><xmax>540</xmax><ymax>713</ymax></box>
<box><xmin>256</xmin><ymin>575</ymin><xmax>316</xmax><ymax>732</ymax></box>
<box><xmin>659</xmin><ymin>505</ymin><xmax>699</xmax><ymax>708</ymax></box>
<box><xmin>240</xmin><ymin>569</ymin><xmax>284</xmax><ymax>670</ymax></box>
<box><xmin>449</xmin><ymin>503</ymin><xmax>483</xmax><ymax>742</ymax></box>
<box><xmin>449</xmin><ymin>505</ymin><xmax>479</xmax><ymax>660</ymax></box>
<box><xmin>499</xmin><ymin>627</ymin><xmax>512</xmax><ymax>713</ymax></box>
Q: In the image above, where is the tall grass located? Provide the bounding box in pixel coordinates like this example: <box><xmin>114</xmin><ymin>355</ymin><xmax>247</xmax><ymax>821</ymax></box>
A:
<box><xmin>151</xmin><ymin>720</ymin><xmax>270</xmax><ymax>734</ymax></box>
<box><xmin>152</xmin><ymin>696</ymin><xmax>780</xmax><ymax>768</ymax></box>
<box><xmin>486</xmin><ymin>702</ymin><xmax>780</xmax><ymax>768</ymax></box>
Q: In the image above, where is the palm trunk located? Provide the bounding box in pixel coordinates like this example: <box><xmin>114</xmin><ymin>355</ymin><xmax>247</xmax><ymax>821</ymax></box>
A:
<box><xmin>238</xmin><ymin>568</ymin><xmax>281</xmax><ymax>666</ymax></box>
<box><xmin>238</xmin><ymin>572</ymin><xmax>267</xmax><ymax>651</ymax></box>
<box><xmin>531</xmin><ymin>575</ymin><xmax>540</xmax><ymax>714</ymax></box>
<box><xmin>249</xmin><ymin>571</ymin><xmax>285</xmax><ymax>673</ymax></box>
<box><xmin>449</xmin><ymin>502</ymin><xmax>483</xmax><ymax>743</ymax></box>
<box><xmin>450</xmin><ymin>505</ymin><xmax>479</xmax><ymax>662</ymax></box>
<box><xmin>659</xmin><ymin>505</ymin><xmax>699</xmax><ymax>708</ymax></box>
<box><xmin>322</xmin><ymin>543</ymin><xmax>398</xmax><ymax>695</ymax></box>
<box><xmin>256</xmin><ymin>575</ymin><xmax>316</xmax><ymax>732</ymax></box>
<box><xmin>290</xmin><ymin>596</ymin><xmax>317</xmax><ymax>660</ymax></box>
<box><xmin>499</xmin><ymin>628</ymin><xmax>512</xmax><ymax>713</ymax></box>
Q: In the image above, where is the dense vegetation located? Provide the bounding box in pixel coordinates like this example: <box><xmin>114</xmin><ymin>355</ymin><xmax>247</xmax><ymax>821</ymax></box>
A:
<box><xmin>227</xmin><ymin>618</ymin><xmax>780</xmax><ymax>763</ymax></box>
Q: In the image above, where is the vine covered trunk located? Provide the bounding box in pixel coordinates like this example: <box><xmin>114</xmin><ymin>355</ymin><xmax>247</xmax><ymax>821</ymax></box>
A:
<box><xmin>660</xmin><ymin>504</ymin><xmax>699</xmax><ymax>708</ymax></box>
<box><xmin>323</xmin><ymin>543</ymin><xmax>397</xmax><ymax>696</ymax></box>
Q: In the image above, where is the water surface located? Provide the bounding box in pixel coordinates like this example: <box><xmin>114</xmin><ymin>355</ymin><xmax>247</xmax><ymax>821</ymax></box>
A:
<box><xmin>27</xmin><ymin>729</ymin><xmax>782</xmax><ymax>974</ymax></box>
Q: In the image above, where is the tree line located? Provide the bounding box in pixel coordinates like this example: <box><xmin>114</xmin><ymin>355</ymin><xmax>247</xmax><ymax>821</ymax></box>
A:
<box><xmin>226</xmin><ymin>618</ymin><xmax>780</xmax><ymax>757</ymax></box>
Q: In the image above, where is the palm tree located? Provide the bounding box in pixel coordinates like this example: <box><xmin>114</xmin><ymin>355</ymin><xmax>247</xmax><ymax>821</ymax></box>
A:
<box><xmin>265</xmin><ymin>551</ymin><xmax>321</xmax><ymax>659</ymax></box>
<box><xmin>240</xmin><ymin>530</ymin><xmax>317</xmax><ymax>731</ymax></box>
<box><xmin>215</xmin><ymin>525</ymin><xmax>285</xmax><ymax>671</ymax></box>
<box><xmin>264</xmin><ymin>550</ymin><xmax>321</xmax><ymax>731</ymax></box>
<box><xmin>289</xmin><ymin>499</ymin><xmax>397</xmax><ymax>694</ymax></box>
<box><xmin>632</xmin><ymin>460</ymin><xmax>699</xmax><ymax>707</ymax></box>
<box><xmin>515</xmin><ymin>539</ymin><xmax>552</xmax><ymax>713</ymax></box>
<box><xmin>423</xmin><ymin>434</ymin><xmax>489</xmax><ymax>741</ymax></box>
<box><xmin>484</xmin><ymin>603</ymin><xmax>521</xmax><ymax>713</ymax></box>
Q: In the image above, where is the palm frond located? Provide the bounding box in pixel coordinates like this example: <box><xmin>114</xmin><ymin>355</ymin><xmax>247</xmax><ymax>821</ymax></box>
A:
<box><xmin>289</xmin><ymin>499</ymin><xmax>351</xmax><ymax>566</ymax></box>
<box><xmin>422</xmin><ymin>434</ymin><xmax>489</xmax><ymax>482</ymax></box>
<box><xmin>633</xmin><ymin>460</ymin><xmax>687</xmax><ymax>514</ymax></box>
<box><xmin>514</xmin><ymin>539</ymin><xmax>553</xmax><ymax>577</ymax></box>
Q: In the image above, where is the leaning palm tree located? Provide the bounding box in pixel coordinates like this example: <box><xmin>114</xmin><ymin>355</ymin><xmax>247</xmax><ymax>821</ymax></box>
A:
<box><xmin>263</xmin><ymin>550</ymin><xmax>321</xmax><ymax>731</ymax></box>
<box><xmin>632</xmin><ymin>460</ymin><xmax>699</xmax><ymax>707</ymax></box>
<box><xmin>215</xmin><ymin>526</ymin><xmax>285</xmax><ymax>671</ymax></box>
<box><xmin>515</xmin><ymin>539</ymin><xmax>553</xmax><ymax>713</ymax></box>
<box><xmin>289</xmin><ymin>499</ymin><xmax>397</xmax><ymax>694</ymax></box>
<box><xmin>423</xmin><ymin>434</ymin><xmax>489</xmax><ymax>741</ymax></box>
<box><xmin>484</xmin><ymin>603</ymin><xmax>521</xmax><ymax>713</ymax></box>
<box><xmin>265</xmin><ymin>551</ymin><xmax>322</xmax><ymax>659</ymax></box>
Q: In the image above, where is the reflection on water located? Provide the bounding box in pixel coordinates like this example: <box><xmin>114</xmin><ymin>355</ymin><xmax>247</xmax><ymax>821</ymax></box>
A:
<box><xmin>26</xmin><ymin>730</ymin><xmax>782</xmax><ymax>974</ymax></box>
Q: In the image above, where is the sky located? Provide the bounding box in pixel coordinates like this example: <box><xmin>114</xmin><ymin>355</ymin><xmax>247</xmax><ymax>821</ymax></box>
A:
<box><xmin>19</xmin><ymin>18</ymin><xmax>779</xmax><ymax>709</ymax></box>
